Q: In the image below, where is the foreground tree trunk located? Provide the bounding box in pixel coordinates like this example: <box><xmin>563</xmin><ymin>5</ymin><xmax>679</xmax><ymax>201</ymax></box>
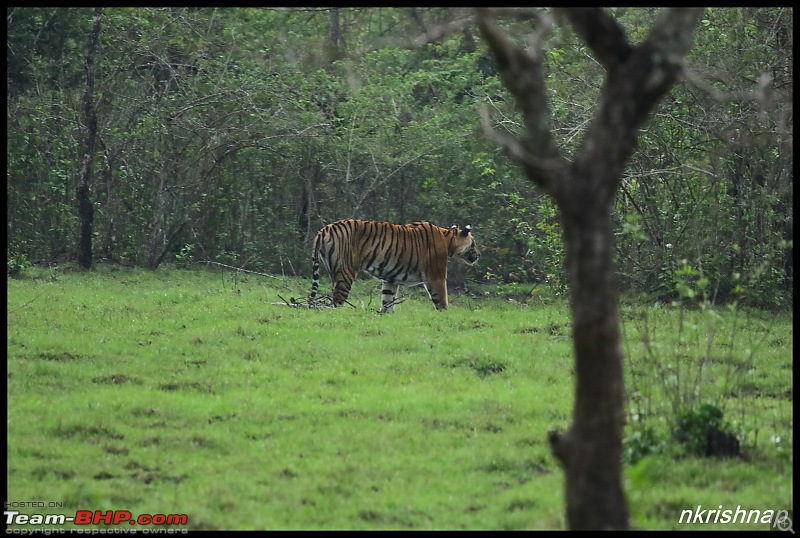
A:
<box><xmin>549</xmin><ymin>201</ymin><xmax>627</xmax><ymax>528</ymax></box>
<box><xmin>477</xmin><ymin>8</ymin><xmax>702</xmax><ymax>529</ymax></box>
<box><xmin>76</xmin><ymin>8</ymin><xmax>103</xmax><ymax>270</ymax></box>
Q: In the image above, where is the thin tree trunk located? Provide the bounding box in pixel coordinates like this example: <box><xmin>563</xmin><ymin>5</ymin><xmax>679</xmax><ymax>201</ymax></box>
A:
<box><xmin>76</xmin><ymin>7</ymin><xmax>103</xmax><ymax>270</ymax></box>
<box><xmin>327</xmin><ymin>8</ymin><xmax>343</xmax><ymax>62</ymax></box>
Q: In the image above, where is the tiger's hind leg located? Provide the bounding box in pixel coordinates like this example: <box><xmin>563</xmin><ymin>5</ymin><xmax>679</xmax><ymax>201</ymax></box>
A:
<box><xmin>331</xmin><ymin>273</ymin><xmax>355</xmax><ymax>307</ymax></box>
<box><xmin>379</xmin><ymin>281</ymin><xmax>399</xmax><ymax>313</ymax></box>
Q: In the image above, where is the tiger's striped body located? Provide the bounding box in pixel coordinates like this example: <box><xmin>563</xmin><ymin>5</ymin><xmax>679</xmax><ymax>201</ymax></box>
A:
<box><xmin>309</xmin><ymin>219</ymin><xmax>479</xmax><ymax>312</ymax></box>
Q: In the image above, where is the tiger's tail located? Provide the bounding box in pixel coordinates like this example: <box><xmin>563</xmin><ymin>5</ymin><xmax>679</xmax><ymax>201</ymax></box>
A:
<box><xmin>308</xmin><ymin>230</ymin><xmax>322</xmax><ymax>303</ymax></box>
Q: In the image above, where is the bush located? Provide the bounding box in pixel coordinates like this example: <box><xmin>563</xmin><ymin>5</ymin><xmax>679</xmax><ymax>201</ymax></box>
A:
<box><xmin>7</xmin><ymin>252</ymin><xmax>31</xmax><ymax>278</ymax></box>
<box><xmin>674</xmin><ymin>402</ymin><xmax>741</xmax><ymax>458</ymax></box>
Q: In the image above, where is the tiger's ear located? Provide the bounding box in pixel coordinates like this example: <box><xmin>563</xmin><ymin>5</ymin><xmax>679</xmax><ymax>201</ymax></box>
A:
<box><xmin>460</xmin><ymin>224</ymin><xmax>472</xmax><ymax>237</ymax></box>
<box><xmin>450</xmin><ymin>225</ymin><xmax>458</xmax><ymax>230</ymax></box>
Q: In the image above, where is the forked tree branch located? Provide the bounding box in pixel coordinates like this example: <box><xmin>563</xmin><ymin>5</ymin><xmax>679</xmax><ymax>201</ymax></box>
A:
<box><xmin>476</xmin><ymin>8</ymin><xmax>703</xmax><ymax>211</ymax></box>
<box><xmin>565</xmin><ymin>8</ymin><xmax>704</xmax><ymax>210</ymax></box>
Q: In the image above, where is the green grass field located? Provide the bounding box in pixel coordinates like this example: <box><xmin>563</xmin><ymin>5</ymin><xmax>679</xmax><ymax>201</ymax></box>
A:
<box><xmin>6</xmin><ymin>266</ymin><xmax>793</xmax><ymax>530</ymax></box>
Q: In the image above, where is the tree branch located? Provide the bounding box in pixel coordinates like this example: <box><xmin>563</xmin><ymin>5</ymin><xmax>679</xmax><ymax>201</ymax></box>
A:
<box><xmin>558</xmin><ymin>8</ymin><xmax>633</xmax><ymax>70</ymax></box>
<box><xmin>478</xmin><ymin>106</ymin><xmax>570</xmax><ymax>173</ymax></box>
<box><xmin>411</xmin><ymin>8</ymin><xmax>474</xmax><ymax>47</ymax></box>
<box><xmin>475</xmin><ymin>8</ymin><xmax>569</xmax><ymax>194</ymax></box>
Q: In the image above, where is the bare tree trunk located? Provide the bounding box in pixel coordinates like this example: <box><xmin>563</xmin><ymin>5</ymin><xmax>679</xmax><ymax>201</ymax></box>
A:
<box><xmin>476</xmin><ymin>8</ymin><xmax>702</xmax><ymax>529</ymax></box>
<box><xmin>145</xmin><ymin>173</ymin><xmax>188</xmax><ymax>270</ymax></box>
<box><xmin>76</xmin><ymin>7</ymin><xmax>103</xmax><ymax>270</ymax></box>
<box><xmin>145</xmin><ymin>173</ymin><xmax>168</xmax><ymax>269</ymax></box>
<box><xmin>549</xmin><ymin>201</ymin><xmax>627</xmax><ymax>529</ymax></box>
<box><xmin>327</xmin><ymin>8</ymin><xmax>343</xmax><ymax>62</ymax></box>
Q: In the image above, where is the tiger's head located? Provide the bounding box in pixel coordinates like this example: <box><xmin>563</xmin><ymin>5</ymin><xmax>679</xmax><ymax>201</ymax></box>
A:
<box><xmin>448</xmin><ymin>224</ymin><xmax>480</xmax><ymax>266</ymax></box>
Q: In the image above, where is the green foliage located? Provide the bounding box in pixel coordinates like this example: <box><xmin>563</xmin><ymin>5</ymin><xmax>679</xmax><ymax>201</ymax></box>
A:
<box><xmin>613</xmin><ymin>8</ymin><xmax>792</xmax><ymax>310</ymax></box>
<box><xmin>5</xmin><ymin>8</ymin><xmax>792</xmax><ymax>312</ymax></box>
<box><xmin>624</xmin><ymin>424</ymin><xmax>669</xmax><ymax>465</ymax></box>
<box><xmin>673</xmin><ymin>260</ymin><xmax>711</xmax><ymax>302</ymax></box>
<box><xmin>7</xmin><ymin>251</ymin><xmax>32</xmax><ymax>278</ymax></box>
<box><xmin>674</xmin><ymin>402</ymin><xmax>726</xmax><ymax>457</ymax></box>
<box><xmin>175</xmin><ymin>244</ymin><xmax>195</xmax><ymax>268</ymax></box>
<box><xmin>623</xmin><ymin>290</ymin><xmax>791</xmax><ymax>469</ymax></box>
<box><xmin>529</xmin><ymin>198</ymin><xmax>565</xmax><ymax>293</ymax></box>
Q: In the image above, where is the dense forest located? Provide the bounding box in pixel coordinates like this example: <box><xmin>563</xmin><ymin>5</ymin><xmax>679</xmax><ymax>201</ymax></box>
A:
<box><xmin>6</xmin><ymin>8</ymin><xmax>793</xmax><ymax>309</ymax></box>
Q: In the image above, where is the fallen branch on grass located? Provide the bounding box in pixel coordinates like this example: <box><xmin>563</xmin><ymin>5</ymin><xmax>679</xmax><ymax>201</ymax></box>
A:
<box><xmin>377</xmin><ymin>298</ymin><xmax>406</xmax><ymax>313</ymax></box>
<box><xmin>196</xmin><ymin>259</ymin><xmax>282</xmax><ymax>279</ymax></box>
<box><xmin>273</xmin><ymin>293</ymin><xmax>357</xmax><ymax>310</ymax></box>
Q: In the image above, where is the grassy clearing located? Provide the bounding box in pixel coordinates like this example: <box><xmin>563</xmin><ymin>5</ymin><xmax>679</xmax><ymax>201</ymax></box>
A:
<box><xmin>6</xmin><ymin>267</ymin><xmax>792</xmax><ymax>530</ymax></box>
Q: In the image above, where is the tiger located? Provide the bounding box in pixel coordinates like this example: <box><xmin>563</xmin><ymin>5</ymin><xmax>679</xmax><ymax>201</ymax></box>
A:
<box><xmin>308</xmin><ymin>219</ymin><xmax>479</xmax><ymax>312</ymax></box>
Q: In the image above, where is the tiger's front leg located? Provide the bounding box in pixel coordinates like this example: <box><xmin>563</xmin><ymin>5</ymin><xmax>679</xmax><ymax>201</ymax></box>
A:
<box><xmin>379</xmin><ymin>281</ymin><xmax>399</xmax><ymax>313</ymax></box>
<box><xmin>424</xmin><ymin>279</ymin><xmax>449</xmax><ymax>311</ymax></box>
